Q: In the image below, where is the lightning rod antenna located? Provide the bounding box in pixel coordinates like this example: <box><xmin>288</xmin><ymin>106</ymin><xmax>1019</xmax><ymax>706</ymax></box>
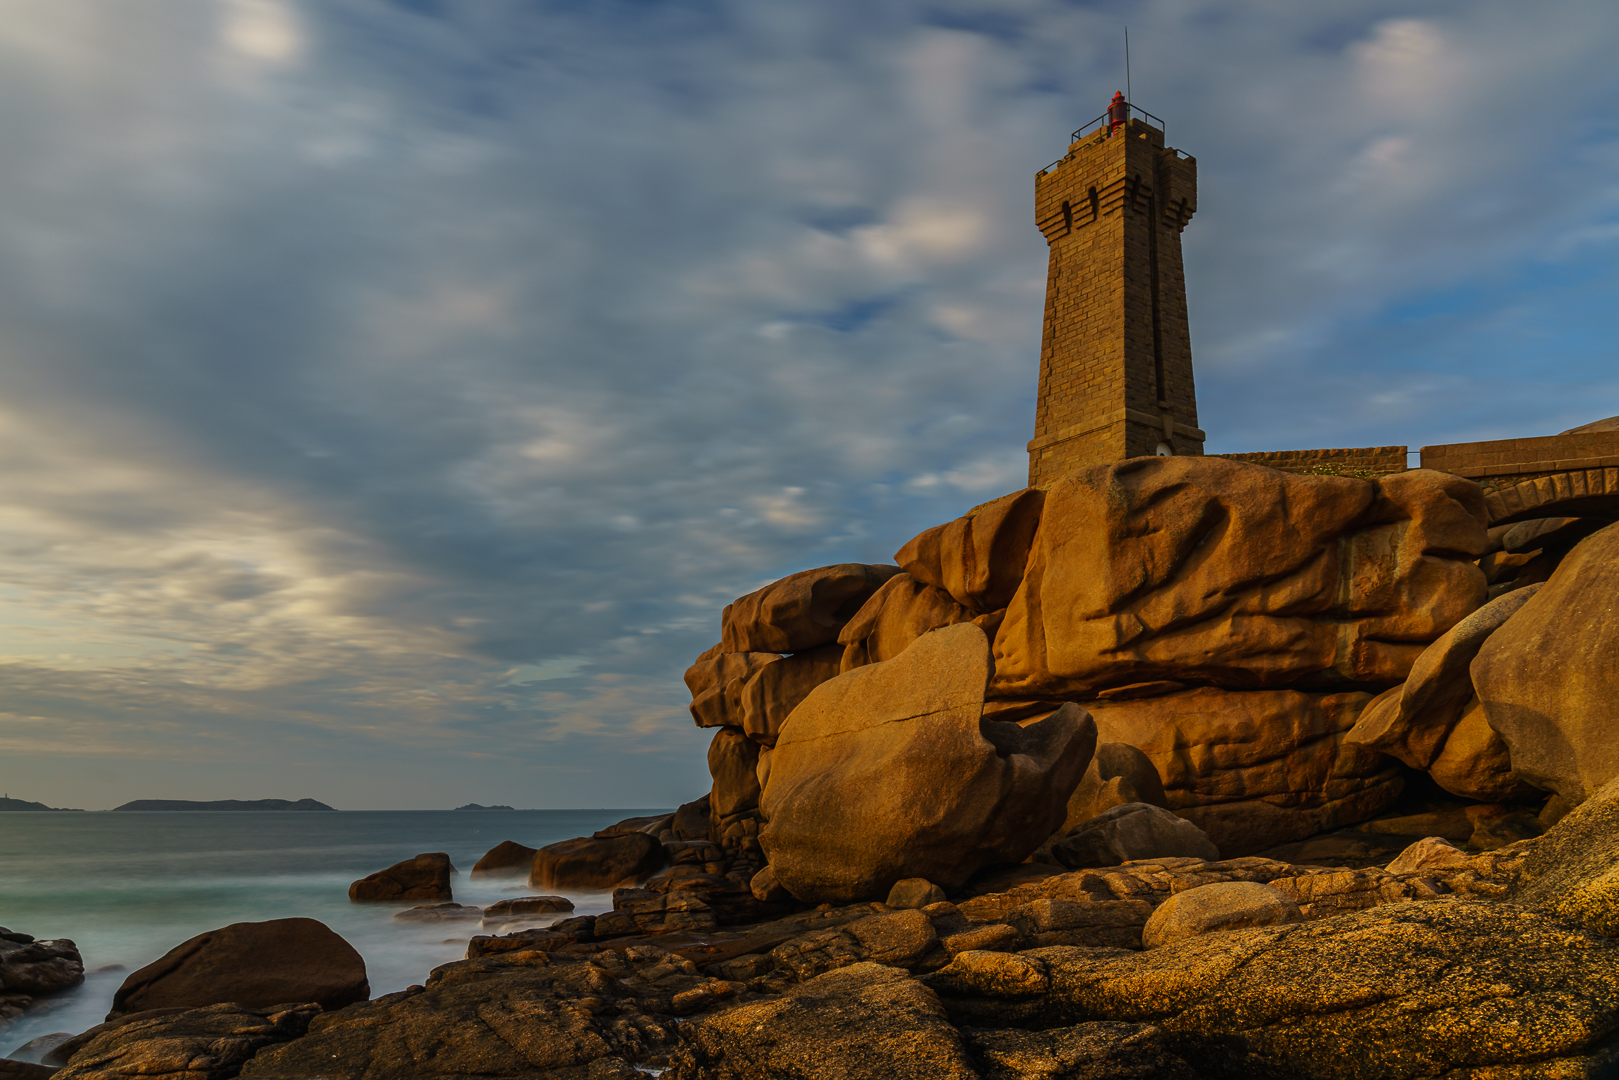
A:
<box><xmin>1125</xmin><ymin>27</ymin><xmax>1131</xmax><ymax>103</ymax></box>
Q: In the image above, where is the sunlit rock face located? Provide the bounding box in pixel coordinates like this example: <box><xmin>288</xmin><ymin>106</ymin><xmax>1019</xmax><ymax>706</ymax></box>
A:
<box><xmin>988</xmin><ymin>458</ymin><xmax>1487</xmax><ymax>699</ymax></box>
<box><xmin>759</xmin><ymin>623</ymin><xmax>1095</xmax><ymax>903</ymax></box>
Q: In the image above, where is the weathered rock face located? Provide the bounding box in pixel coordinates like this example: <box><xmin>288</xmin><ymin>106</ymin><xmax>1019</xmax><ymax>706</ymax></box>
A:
<box><xmin>990</xmin><ymin>460</ymin><xmax>1487</xmax><ymax>700</ymax></box>
<box><xmin>965</xmin><ymin>1023</ymin><xmax>1200</xmax><ymax>1080</ymax></box>
<box><xmin>737</xmin><ymin>644</ymin><xmax>842</xmax><ymax>747</ymax></box>
<box><xmin>707</xmin><ymin>727</ymin><xmax>761</xmax><ymax>818</ymax></box>
<box><xmin>1473</xmin><ymin>520</ymin><xmax>1619</xmax><ymax>804</ymax></box>
<box><xmin>393</xmin><ymin>902</ymin><xmax>482</xmax><ymax>923</ymax></box>
<box><xmin>1509</xmin><ymin>774</ymin><xmax>1619</xmax><ymax>937</ymax></box>
<box><xmin>53</xmin><ymin>1003</ymin><xmax>318</xmax><ymax>1080</ymax></box>
<box><xmin>721</xmin><ymin>564</ymin><xmax>902</xmax><ymax>654</ymax></box>
<box><xmin>1385</xmin><ymin>836</ymin><xmax>1469</xmax><ymax>875</ymax></box>
<box><xmin>1084</xmin><ymin>687</ymin><xmax>1403</xmax><ymax>856</ymax></box>
<box><xmin>481</xmin><ymin>895</ymin><xmax>574</xmax><ymax>924</ymax></box>
<box><xmin>1424</xmin><ymin>698</ymin><xmax>1537</xmax><ymax>803</ymax></box>
<box><xmin>1139</xmin><ymin>880</ymin><xmax>1302</xmax><ymax>949</ymax></box>
<box><xmin>667</xmin><ymin>962</ymin><xmax>979</xmax><ymax>1080</ymax></box>
<box><xmin>685</xmin><ymin>647</ymin><xmax>781</xmax><ymax>730</ymax></box>
<box><xmin>240</xmin><ymin>952</ymin><xmax>682</xmax><ymax>1080</ymax></box>
<box><xmin>0</xmin><ymin>930</ymin><xmax>82</xmax><ymax>998</ymax></box>
<box><xmin>761</xmin><ymin>624</ymin><xmax>1096</xmax><ymax>902</ymax></box>
<box><xmin>1344</xmin><ymin>583</ymin><xmax>1541</xmax><ymax>802</ymax></box>
<box><xmin>1059</xmin><ymin>742</ymin><xmax>1167</xmax><ymax>831</ymax></box>
<box><xmin>1050</xmin><ymin>803</ymin><xmax>1218</xmax><ymax>870</ymax></box>
<box><xmin>530</xmin><ymin>832</ymin><xmax>664</xmax><ymax>892</ymax></box>
<box><xmin>348</xmin><ymin>852</ymin><xmax>454</xmax><ymax>903</ymax></box>
<box><xmin>895</xmin><ymin>488</ymin><xmax>1046</xmax><ymax>614</ymax></box>
<box><xmin>835</xmin><ymin>573</ymin><xmax>978</xmax><ymax>674</ymax></box>
<box><xmin>108</xmin><ymin>918</ymin><xmax>368</xmax><ymax>1019</ymax></box>
<box><xmin>925</xmin><ymin>900</ymin><xmax>1619</xmax><ymax>1079</ymax></box>
<box><xmin>878</xmin><ymin>879</ymin><xmax>942</xmax><ymax>911</ymax></box>
<box><xmin>470</xmin><ymin>840</ymin><xmax>538</xmax><ymax>880</ymax></box>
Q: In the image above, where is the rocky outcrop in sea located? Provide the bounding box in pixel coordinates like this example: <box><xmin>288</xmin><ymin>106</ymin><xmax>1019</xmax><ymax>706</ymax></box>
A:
<box><xmin>10</xmin><ymin>451</ymin><xmax>1619</xmax><ymax>1078</ymax></box>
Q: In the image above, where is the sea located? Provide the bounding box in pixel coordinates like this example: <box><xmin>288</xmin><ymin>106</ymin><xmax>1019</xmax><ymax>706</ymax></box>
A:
<box><xmin>0</xmin><ymin>808</ymin><xmax>668</xmax><ymax>1057</ymax></box>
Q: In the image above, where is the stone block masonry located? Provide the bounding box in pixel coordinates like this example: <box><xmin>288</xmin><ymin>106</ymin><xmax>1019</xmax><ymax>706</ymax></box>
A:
<box><xmin>1028</xmin><ymin>112</ymin><xmax>1204</xmax><ymax>487</ymax></box>
<box><xmin>1218</xmin><ymin>447</ymin><xmax>1409</xmax><ymax>478</ymax></box>
<box><xmin>1421</xmin><ymin>431</ymin><xmax>1619</xmax><ymax>485</ymax></box>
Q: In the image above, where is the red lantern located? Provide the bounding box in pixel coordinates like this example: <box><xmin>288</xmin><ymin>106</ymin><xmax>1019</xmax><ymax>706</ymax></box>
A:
<box><xmin>1107</xmin><ymin>91</ymin><xmax>1129</xmax><ymax>134</ymax></box>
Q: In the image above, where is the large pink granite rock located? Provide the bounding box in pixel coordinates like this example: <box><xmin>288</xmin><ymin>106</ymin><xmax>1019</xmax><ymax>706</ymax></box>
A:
<box><xmin>760</xmin><ymin>623</ymin><xmax>1095</xmax><ymax>902</ymax></box>
<box><xmin>989</xmin><ymin>459</ymin><xmax>1487</xmax><ymax>700</ymax></box>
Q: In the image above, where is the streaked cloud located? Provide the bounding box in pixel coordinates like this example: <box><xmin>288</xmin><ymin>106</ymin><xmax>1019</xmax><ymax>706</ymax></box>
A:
<box><xmin>0</xmin><ymin>0</ymin><xmax>1613</xmax><ymax>809</ymax></box>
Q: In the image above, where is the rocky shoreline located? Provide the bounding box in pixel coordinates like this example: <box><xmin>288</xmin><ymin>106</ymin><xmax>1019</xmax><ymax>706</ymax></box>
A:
<box><xmin>4</xmin><ymin>781</ymin><xmax>1617</xmax><ymax>1078</ymax></box>
<box><xmin>8</xmin><ymin>452</ymin><xmax>1619</xmax><ymax>1078</ymax></box>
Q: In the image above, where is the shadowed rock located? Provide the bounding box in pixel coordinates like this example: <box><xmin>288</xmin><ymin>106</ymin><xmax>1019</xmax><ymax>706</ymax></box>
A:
<box><xmin>52</xmin><ymin>1003</ymin><xmax>317</xmax><ymax>1080</ymax></box>
<box><xmin>925</xmin><ymin>900</ymin><xmax>1619</xmax><ymax>1078</ymax></box>
<box><xmin>0</xmin><ymin>930</ymin><xmax>82</xmax><ymax>997</ymax></box>
<box><xmin>107</xmin><ymin>918</ymin><xmax>367</xmax><ymax>1020</ymax></box>
<box><xmin>1050</xmin><ymin>804</ymin><xmax>1218</xmax><ymax>870</ymax></box>
<box><xmin>531</xmin><ymin>832</ymin><xmax>663</xmax><ymax>891</ymax></box>
<box><xmin>348</xmin><ymin>852</ymin><xmax>454</xmax><ymax>903</ymax></box>
<box><xmin>1473</xmin><ymin>520</ymin><xmax>1619</xmax><ymax>804</ymax></box>
<box><xmin>1084</xmin><ymin>687</ymin><xmax>1402</xmax><ymax>855</ymax></box>
<box><xmin>666</xmin><ymin>963</ymin><xmax>978</xmax><ymax>1080</ymax></box>
<box><xmin>470</xmin><ymin>840</ymin><xmax>539</xmax><ymax>880</ymax></box>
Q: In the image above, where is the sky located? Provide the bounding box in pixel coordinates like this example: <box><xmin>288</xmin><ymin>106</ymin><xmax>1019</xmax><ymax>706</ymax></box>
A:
<box><xmin>0</xmin><ymin>0</ymin><xmax>1615</xmax><ymax>811</ymax></box>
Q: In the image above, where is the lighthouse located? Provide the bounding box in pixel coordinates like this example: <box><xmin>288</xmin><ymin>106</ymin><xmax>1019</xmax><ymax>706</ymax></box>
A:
<box><xmin>1026</xmin><ymin>94</ymin><xmax>1204</xmax><ymax>486</ymax></box>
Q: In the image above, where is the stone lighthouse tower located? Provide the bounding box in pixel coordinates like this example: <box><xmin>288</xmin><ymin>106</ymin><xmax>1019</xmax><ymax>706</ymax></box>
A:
<box><xmin>1026</xmin><ymin>93</ymin><xmax>1204</xmax><ymax>487</ymax></box>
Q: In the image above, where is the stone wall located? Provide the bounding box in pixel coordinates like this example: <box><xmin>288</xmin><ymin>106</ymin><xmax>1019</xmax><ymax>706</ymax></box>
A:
<box><xmin>1216</xmin><ymin>446</ymin><xmax>1409</xmax><ymax>478</ymax></box>
<box><xmin>1421</xmin><ymin>431</ymin><xmax>1619</xmax><ymax>486</ymax></box>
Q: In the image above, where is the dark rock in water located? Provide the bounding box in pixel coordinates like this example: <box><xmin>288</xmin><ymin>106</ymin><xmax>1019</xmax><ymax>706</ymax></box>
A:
<box><xmin>110</xmin><ymin>799</ymin><xmax>335</xmax><ymax>812</ymax></box>
<box><xmin>453</xmin><ymin>803</ymin><xmax>515</xmax><ymax>810</ymax></box>
<box><xmin>349</xmin><ymin>852</ymin><xmax>454</xmax><ymax>903</ymax></box>
<box><xmin>482</xmin><ymin>896</ymin><xmax>574</xmax><ymax>923</ymax></box>
<box><xmin>393</xmin><ymin>903</ymin><xmax>482</xmax><ymax>924</ymax></box>
<box><xmin>0</xmin><ymin>797</ymin><xmax>81</xmax><ymax>812</ymax></box>
<box><xmin>666</xmin><ymin>962</ymin><xmax>977</xmax><ymax>1080</ymax></box>
<box><xmin>0</xmin><ymin>931</ymin><xmax>83</xmax><ymax>996</ymax></box>
<box><xmin>49</xmin><ymin>1002</ymin><xmax>316</xmax><ymax>1080</ymax></box>
<box><xmin>531</xmin><ymin>833</ymin><xmax>663</xmax><ymax>891</ymax></box>
<box><xmin>109</xmin><ymin>917</ymin><xmax>368</xmax><ymax>1020</ymax></box>
<box><xmin>6</xmin><ymin>1031</ymin><xmax>72</xmax><ymax>1064</ymax></box>
<box><xmin>470</xmin><ymin>840</ymin><xmax>538</xmax><ymax>880</ymax></box>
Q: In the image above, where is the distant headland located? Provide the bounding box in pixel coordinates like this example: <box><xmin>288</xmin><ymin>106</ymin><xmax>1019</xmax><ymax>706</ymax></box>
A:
<box><xmin>0</xmin><ymin>795</ymin><xmax>83</xmax><ymax>811</ymax></box>
<box><xmin>453</xmin><ymin>803</ymin><xmax>516</xmax><ymax>811</ymax></box>
<box><xmin>110</xmin><ymin>798</ymin><xmax>337</xmax><ymax>812</ymax></box>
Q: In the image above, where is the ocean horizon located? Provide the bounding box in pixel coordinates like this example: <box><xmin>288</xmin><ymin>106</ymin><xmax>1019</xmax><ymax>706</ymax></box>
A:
<box><xmin>0</xmin><ymin>807</ymin><xmax>669</xmax><ymax>1055</ymax></box>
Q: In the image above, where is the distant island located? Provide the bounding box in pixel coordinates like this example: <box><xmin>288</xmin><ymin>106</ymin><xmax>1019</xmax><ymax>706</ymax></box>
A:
<box><xmin>0</xmin><ymin>796</ymin><xmax>83</xmax><ymax>811</ymax></box>
<box><xmin>453</xmin><ymin>803</ymin><xmax>516</xmax><ymax>811</ymax></box>
<box><xmin>111</xmin><ymin>798</ymin><xmax>337</xmax><ymax>812</ymax></box>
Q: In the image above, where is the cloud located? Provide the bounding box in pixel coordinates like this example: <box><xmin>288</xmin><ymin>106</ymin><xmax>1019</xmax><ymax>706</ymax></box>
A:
<box><xmin>0</xmin><ymin>0</ymin><xmax>1614</xmax><ymax>808</ymax></box>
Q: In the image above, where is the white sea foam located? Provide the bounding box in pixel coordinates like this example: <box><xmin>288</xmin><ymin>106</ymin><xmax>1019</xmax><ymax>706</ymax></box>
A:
<box><xmin>0</xmin><ymin>808</ymin><xmax>661</xmax><ymax>1053</ymax></box>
